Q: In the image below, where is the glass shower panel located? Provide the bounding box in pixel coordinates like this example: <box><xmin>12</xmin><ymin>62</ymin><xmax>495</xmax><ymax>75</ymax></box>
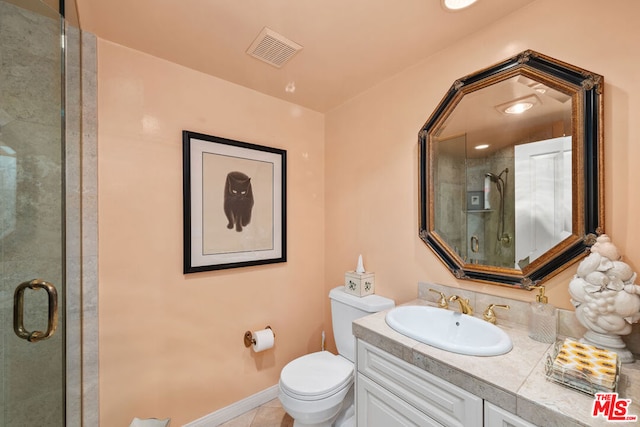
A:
<box><xmin>0</xmin><ymin>0</ymin><xmax>65</xmax><ymax>425</ymax></box>
<box><xmin>434</xmin><ymin>134</ymin><xmax>466</xmax><ymax>258</ymax></box>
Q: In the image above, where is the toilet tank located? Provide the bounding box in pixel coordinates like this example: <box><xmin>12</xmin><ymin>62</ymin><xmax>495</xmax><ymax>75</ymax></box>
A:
<box><xmin>328</xmin><ymin>286</ymin><xmax>394</xmax><ymax>362</ymax></box>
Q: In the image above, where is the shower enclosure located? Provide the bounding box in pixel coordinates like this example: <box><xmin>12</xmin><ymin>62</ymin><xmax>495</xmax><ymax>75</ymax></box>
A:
<box><xmin>433</xmin><ymin>134</ymin><xmax>515</xmax><ymax>269</ymax></box>
<box><xmin>1</xmin><ymin>0</ymin><xmax>85</xmax><ymax>425</ymax></box>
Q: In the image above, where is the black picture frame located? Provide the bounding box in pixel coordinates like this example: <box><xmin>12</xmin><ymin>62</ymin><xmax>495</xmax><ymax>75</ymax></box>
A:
<box><xmin>183</xmin><ymin>131</ymin><xmax>287</xmax><ymax>273</ymax></box>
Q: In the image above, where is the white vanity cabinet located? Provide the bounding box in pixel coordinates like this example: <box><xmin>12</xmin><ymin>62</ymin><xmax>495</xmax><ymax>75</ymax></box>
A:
<box><xmin>484</xmin><ymin>402</ymin><xmax>537</xmax><ymax>427</ymax></box>
<box><xmin>356</xmin><ymin>340</ymin><xmax>540</xmax><ymax>427</ymax></box>
<box><xmin>356</xmin><ymin>340</ymin><xmax>483</xmax><ymax>427</ymax></box>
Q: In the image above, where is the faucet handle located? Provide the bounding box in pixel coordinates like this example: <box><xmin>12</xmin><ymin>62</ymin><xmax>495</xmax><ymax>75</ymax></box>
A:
<box><xmin>483</xmin><ymin>304</ymin><xmax>510</xmax><ymax>324</ymax></box>
<box><xmin>448</xmin><ymin>295</ymin><xmax>473</xmax><ymax>315</ymax></box>
<box><xmin>428</xmin><ymin>288</ymin><xmax>448</xmax><ymax>309</ymax></box>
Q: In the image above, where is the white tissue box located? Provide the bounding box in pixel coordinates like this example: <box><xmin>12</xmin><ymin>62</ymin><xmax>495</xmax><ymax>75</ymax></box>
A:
<box><xmin>344</xmin><ymin>271</ymin><xmax>375</xmax><ymax>297</ymax></box>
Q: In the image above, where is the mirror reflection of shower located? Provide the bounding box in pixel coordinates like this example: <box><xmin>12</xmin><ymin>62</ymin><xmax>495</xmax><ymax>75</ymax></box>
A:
<box><xmin>0</xmin><ymin>108</ymin><xmax>16</xmax><ymax>240</ymax></box>
<box><xmin>485</xmin><ymin>168</ymin><xmax>511</xmax><ymax>246</ymax></box>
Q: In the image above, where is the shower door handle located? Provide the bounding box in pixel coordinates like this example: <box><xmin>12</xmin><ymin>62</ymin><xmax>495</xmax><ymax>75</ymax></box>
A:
<box><xmin>470</xmin><ymin>235</ymin><xmax>480</xmax><ymax>253</ymax></box>
<box><xmin>13</xmin><ymin>279</ymin><xmax>59</xmax><ymax>342</ymax></box>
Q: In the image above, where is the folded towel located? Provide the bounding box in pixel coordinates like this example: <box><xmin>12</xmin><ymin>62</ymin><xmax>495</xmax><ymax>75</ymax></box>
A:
<box><xmin>552</xmin><ymin>338</ymin><xmax>618</xmax><ymax>390</ymax></box>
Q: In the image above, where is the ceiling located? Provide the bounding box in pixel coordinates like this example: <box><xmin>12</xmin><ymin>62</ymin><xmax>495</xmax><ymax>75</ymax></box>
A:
<box><xmin>74</xmin><ymin>0</ymin><xmax>537</xmax><ymax>113</ymax></box>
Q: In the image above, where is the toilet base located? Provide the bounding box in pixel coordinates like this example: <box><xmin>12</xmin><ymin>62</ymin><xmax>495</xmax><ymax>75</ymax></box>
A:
<box><xmin>287</xmin><ymin>403</ymin><xmax>340</xmax><ymax>427</ymax></box>
<box><xmin>285</xmin><ymin>385</ymin><xmax>354</xmax><ymax>427</ymax></box>
<box><xmin>292</xmin><ymin>418</ymin><xmax>335</xmax><ymax>427</ymax></box>
<box><xmin>290</xmin><ymin>403</ymin><xmax>353</xmax><ymax>427</ymax></box>
<box><xmin>332</xmin><ymin>387</ymin><xmax>355</xmax><ymax>427</ymax></box>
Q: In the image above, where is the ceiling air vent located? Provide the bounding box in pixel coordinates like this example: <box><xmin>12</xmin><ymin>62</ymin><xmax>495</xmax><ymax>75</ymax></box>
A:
<box><xmin>246</xmin><ymin>27</ymin><xmax>302</xmax><ymax>68</ymax></box>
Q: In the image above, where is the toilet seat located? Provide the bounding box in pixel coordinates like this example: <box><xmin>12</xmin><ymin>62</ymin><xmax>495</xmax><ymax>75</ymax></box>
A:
<box><xmin>280</xmin><ymin>351</ymin><xmax>353</xmax><ymax>401</ymax></box>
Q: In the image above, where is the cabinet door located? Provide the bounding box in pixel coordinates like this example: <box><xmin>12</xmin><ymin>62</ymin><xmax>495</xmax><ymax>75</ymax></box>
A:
<box><xmin>357</xmin><ymin>374</ymin><xmax>443</xmax><ymax>427</ymax></box>
<box><xmin>358</xmin><ymin>340</ymin><xmax>482</xmax><ymax>427</ymax></box>
<box><xmin>484</xmin><ymin>402</ymin><xmax>538</xmax><ymax>427</ymax></box>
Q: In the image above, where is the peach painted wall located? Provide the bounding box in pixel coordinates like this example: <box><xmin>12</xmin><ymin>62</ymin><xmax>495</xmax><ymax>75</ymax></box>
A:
<box><xmin>325</xmin><ymin>0</ymin><xmax>640</xmax><ymax>314</ymax></box>
<box><xmin>97</xmin><ymin>41</ymin><xmax>325</xmax><ymax>425</ymax></box>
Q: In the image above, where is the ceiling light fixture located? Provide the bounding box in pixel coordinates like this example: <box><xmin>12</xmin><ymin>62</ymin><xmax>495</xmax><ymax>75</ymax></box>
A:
<box><xmin>442</xmin><ymin>0</ymin><xmax>478</xmax><ymax>11</ymax></box>
<box><xmin>504</xmin><ymin>102</ymin><xmax>533</xmax><ymax>114</ymax></box>
<box><xmin>475</xmin><ymin>144</ymin><xmax>489</xmax><ymax>150</ymax></box>
<box><xmin>532</xmin><ymin>84</ymin><xmax>547</xmax><ymax>94</ymax></box>
<box><xmin>496</xmin><ymin>95</ymin><xmax>539</xmax><ymax>115</ymax></box>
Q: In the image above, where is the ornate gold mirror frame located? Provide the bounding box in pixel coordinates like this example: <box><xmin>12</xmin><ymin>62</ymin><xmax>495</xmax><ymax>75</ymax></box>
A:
<box><xmin>419</xmin><ymin>50</ymin><xmax>604</xmax><ymax>287</ymax></box>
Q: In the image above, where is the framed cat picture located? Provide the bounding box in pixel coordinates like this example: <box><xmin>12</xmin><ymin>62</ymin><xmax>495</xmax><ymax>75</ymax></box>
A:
<box><xmin>182</xmin><ymin>131</ymin><xmax>287</xmax><ymax>273</ymax></box>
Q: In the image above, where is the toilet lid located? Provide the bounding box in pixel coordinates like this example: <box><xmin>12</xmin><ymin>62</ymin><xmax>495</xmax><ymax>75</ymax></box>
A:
<box><xmin>280</xmin><ymin>351</ymin><xmax>353</xmax><ymax>400</ymax></box>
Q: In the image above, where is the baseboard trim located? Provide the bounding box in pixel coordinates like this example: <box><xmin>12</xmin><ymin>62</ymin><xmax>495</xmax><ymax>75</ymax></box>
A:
<box><xmin>184</xmin><ymin>384</ymin><xmax>279</xmax><ymax>426</ymax></box>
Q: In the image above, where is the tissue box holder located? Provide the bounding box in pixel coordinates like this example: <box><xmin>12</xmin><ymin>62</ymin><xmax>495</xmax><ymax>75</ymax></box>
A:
<box><xmin>344</xmin><ymin>271</ymin><xmax>375</xmax><ymax>297</ymax></box>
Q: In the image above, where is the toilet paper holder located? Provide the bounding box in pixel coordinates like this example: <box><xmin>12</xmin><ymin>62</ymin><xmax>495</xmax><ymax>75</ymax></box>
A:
<box><xmin>244</xmin><ymin>325</ymin><xmax>275</xmax><ymax>348</ymax></box>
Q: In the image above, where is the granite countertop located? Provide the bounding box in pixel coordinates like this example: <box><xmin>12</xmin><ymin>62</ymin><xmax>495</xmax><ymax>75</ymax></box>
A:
<box><xmin>352</xmin><ymin>299</ymin><xmax>640</xmax><ymax>427</ymax></box>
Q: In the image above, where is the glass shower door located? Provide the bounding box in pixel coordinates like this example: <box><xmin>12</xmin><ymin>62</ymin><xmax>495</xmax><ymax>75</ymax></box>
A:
<box><xmin>0</xmin><ymin>0</ymin><xmax>65</xmax><ymax>425</ymax></box>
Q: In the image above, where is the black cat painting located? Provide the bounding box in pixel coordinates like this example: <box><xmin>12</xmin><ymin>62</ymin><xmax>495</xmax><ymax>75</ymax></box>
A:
<box><xmin>223</xmin><ymin>171</ymin><xmax>254</xmax><ymax>232</ymax></box>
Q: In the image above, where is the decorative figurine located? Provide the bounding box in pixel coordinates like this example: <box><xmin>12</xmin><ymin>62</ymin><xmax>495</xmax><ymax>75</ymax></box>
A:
<box><xmin>569</xmin><ymin>235</ymin><xmax>640</xmax><ymax>363</ymax></box>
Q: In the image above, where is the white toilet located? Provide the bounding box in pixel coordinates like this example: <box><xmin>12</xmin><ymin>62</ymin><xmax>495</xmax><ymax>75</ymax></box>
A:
<box><xmin>278</xmin><ymin>286</ymin><xmax>394</xmax><ymax>427</ymax></box>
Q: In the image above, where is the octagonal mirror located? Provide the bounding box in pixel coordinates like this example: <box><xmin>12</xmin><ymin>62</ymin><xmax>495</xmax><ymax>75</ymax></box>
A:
<box><xmin>419</xmin><ymin>50</ymin><xmax>603</xmax><ymax>287</ymax></box>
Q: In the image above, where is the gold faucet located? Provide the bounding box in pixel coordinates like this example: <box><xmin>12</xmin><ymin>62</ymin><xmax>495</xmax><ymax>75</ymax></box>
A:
<box><xmin>448</xmin><ymin>295</ymin><xmax>473</xmax><ymax>315</ymax></box>
<box><xmin>483</xmin><ymin>304</ymin><xmax>510</xmax><ymax>324</ymax></box>
<box><xmin>428</xmin><ymin>288</ymin><xmax>448</xmax><ymax>309</ymax></box>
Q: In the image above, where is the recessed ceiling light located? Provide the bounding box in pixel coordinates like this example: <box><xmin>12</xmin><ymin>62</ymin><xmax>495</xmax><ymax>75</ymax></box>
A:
<box><xmin>285</xmin><ymin>82</ymin><xmax>296</xmax><ymax>93</ymax></box>
<box><xmin>475</xmin><ymin>144</ymin><xmax>489</xmax><ymax>150</ymax></box>
<box><xmin>504</xmin><ymin>102</ymin><xmax>534</xmax><ymax>115</ymax></box>
<box><xmin>442</xmin><ymin>0</ymin><xmax>478</xmax><ymax>11</ymax></box>
<box><xmin>532</xmin><ymin>84</ymin><xmax>547</xmax><ymax>94</ymax></box>
<box><xmin>495</xmin><ymin>94</ymin><xmax>540</xmax><ymax>115</ymax></box>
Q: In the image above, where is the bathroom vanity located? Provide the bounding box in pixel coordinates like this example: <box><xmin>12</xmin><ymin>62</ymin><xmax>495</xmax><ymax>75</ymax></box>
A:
<box><xmin>353</xmin><ymin>298</ymin><xmax>640</xmax><ymax>427</ymax></box>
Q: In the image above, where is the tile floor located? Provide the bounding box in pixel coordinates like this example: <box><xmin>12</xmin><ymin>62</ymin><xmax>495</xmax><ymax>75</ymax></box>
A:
<box><xmin>218</xmin><ymin>398</ymin><xmax>293</xmax><ymax>427</ymax></box>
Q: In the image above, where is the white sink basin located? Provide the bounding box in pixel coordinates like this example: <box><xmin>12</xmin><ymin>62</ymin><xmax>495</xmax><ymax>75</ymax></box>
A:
<box><xmin>385</xmin><ymin>305</ymin><xmax>513</xmax><ymax>356</ymax></box>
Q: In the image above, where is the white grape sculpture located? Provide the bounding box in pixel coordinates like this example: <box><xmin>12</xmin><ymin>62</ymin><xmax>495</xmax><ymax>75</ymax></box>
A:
<box><xmin>568</xmin><ymin>234</ymin><xmax>640</xmax><ymax>363</ymax></box>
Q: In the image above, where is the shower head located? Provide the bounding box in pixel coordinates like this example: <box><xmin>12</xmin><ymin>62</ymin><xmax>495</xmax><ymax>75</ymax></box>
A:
<box><xmin>485</xmin><ymin>172</ymin><xmax>503</xmax><ymax>193</ymax></box>
<box><xmin>486</xmin><ymin>168</ymin><xmax>508</xmax><ymax>179</ymax></box>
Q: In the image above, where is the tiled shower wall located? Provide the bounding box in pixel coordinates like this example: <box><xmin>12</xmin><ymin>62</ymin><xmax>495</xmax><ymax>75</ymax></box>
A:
<box><xmin>66</xmin><ymin>21</ymin><xmax>98</xmax><ymax>427</ymax></box>
<box><xmin>65</xmin><ymin>17</ymin><xmax>99</xmax><ymax>427</ymax></box>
